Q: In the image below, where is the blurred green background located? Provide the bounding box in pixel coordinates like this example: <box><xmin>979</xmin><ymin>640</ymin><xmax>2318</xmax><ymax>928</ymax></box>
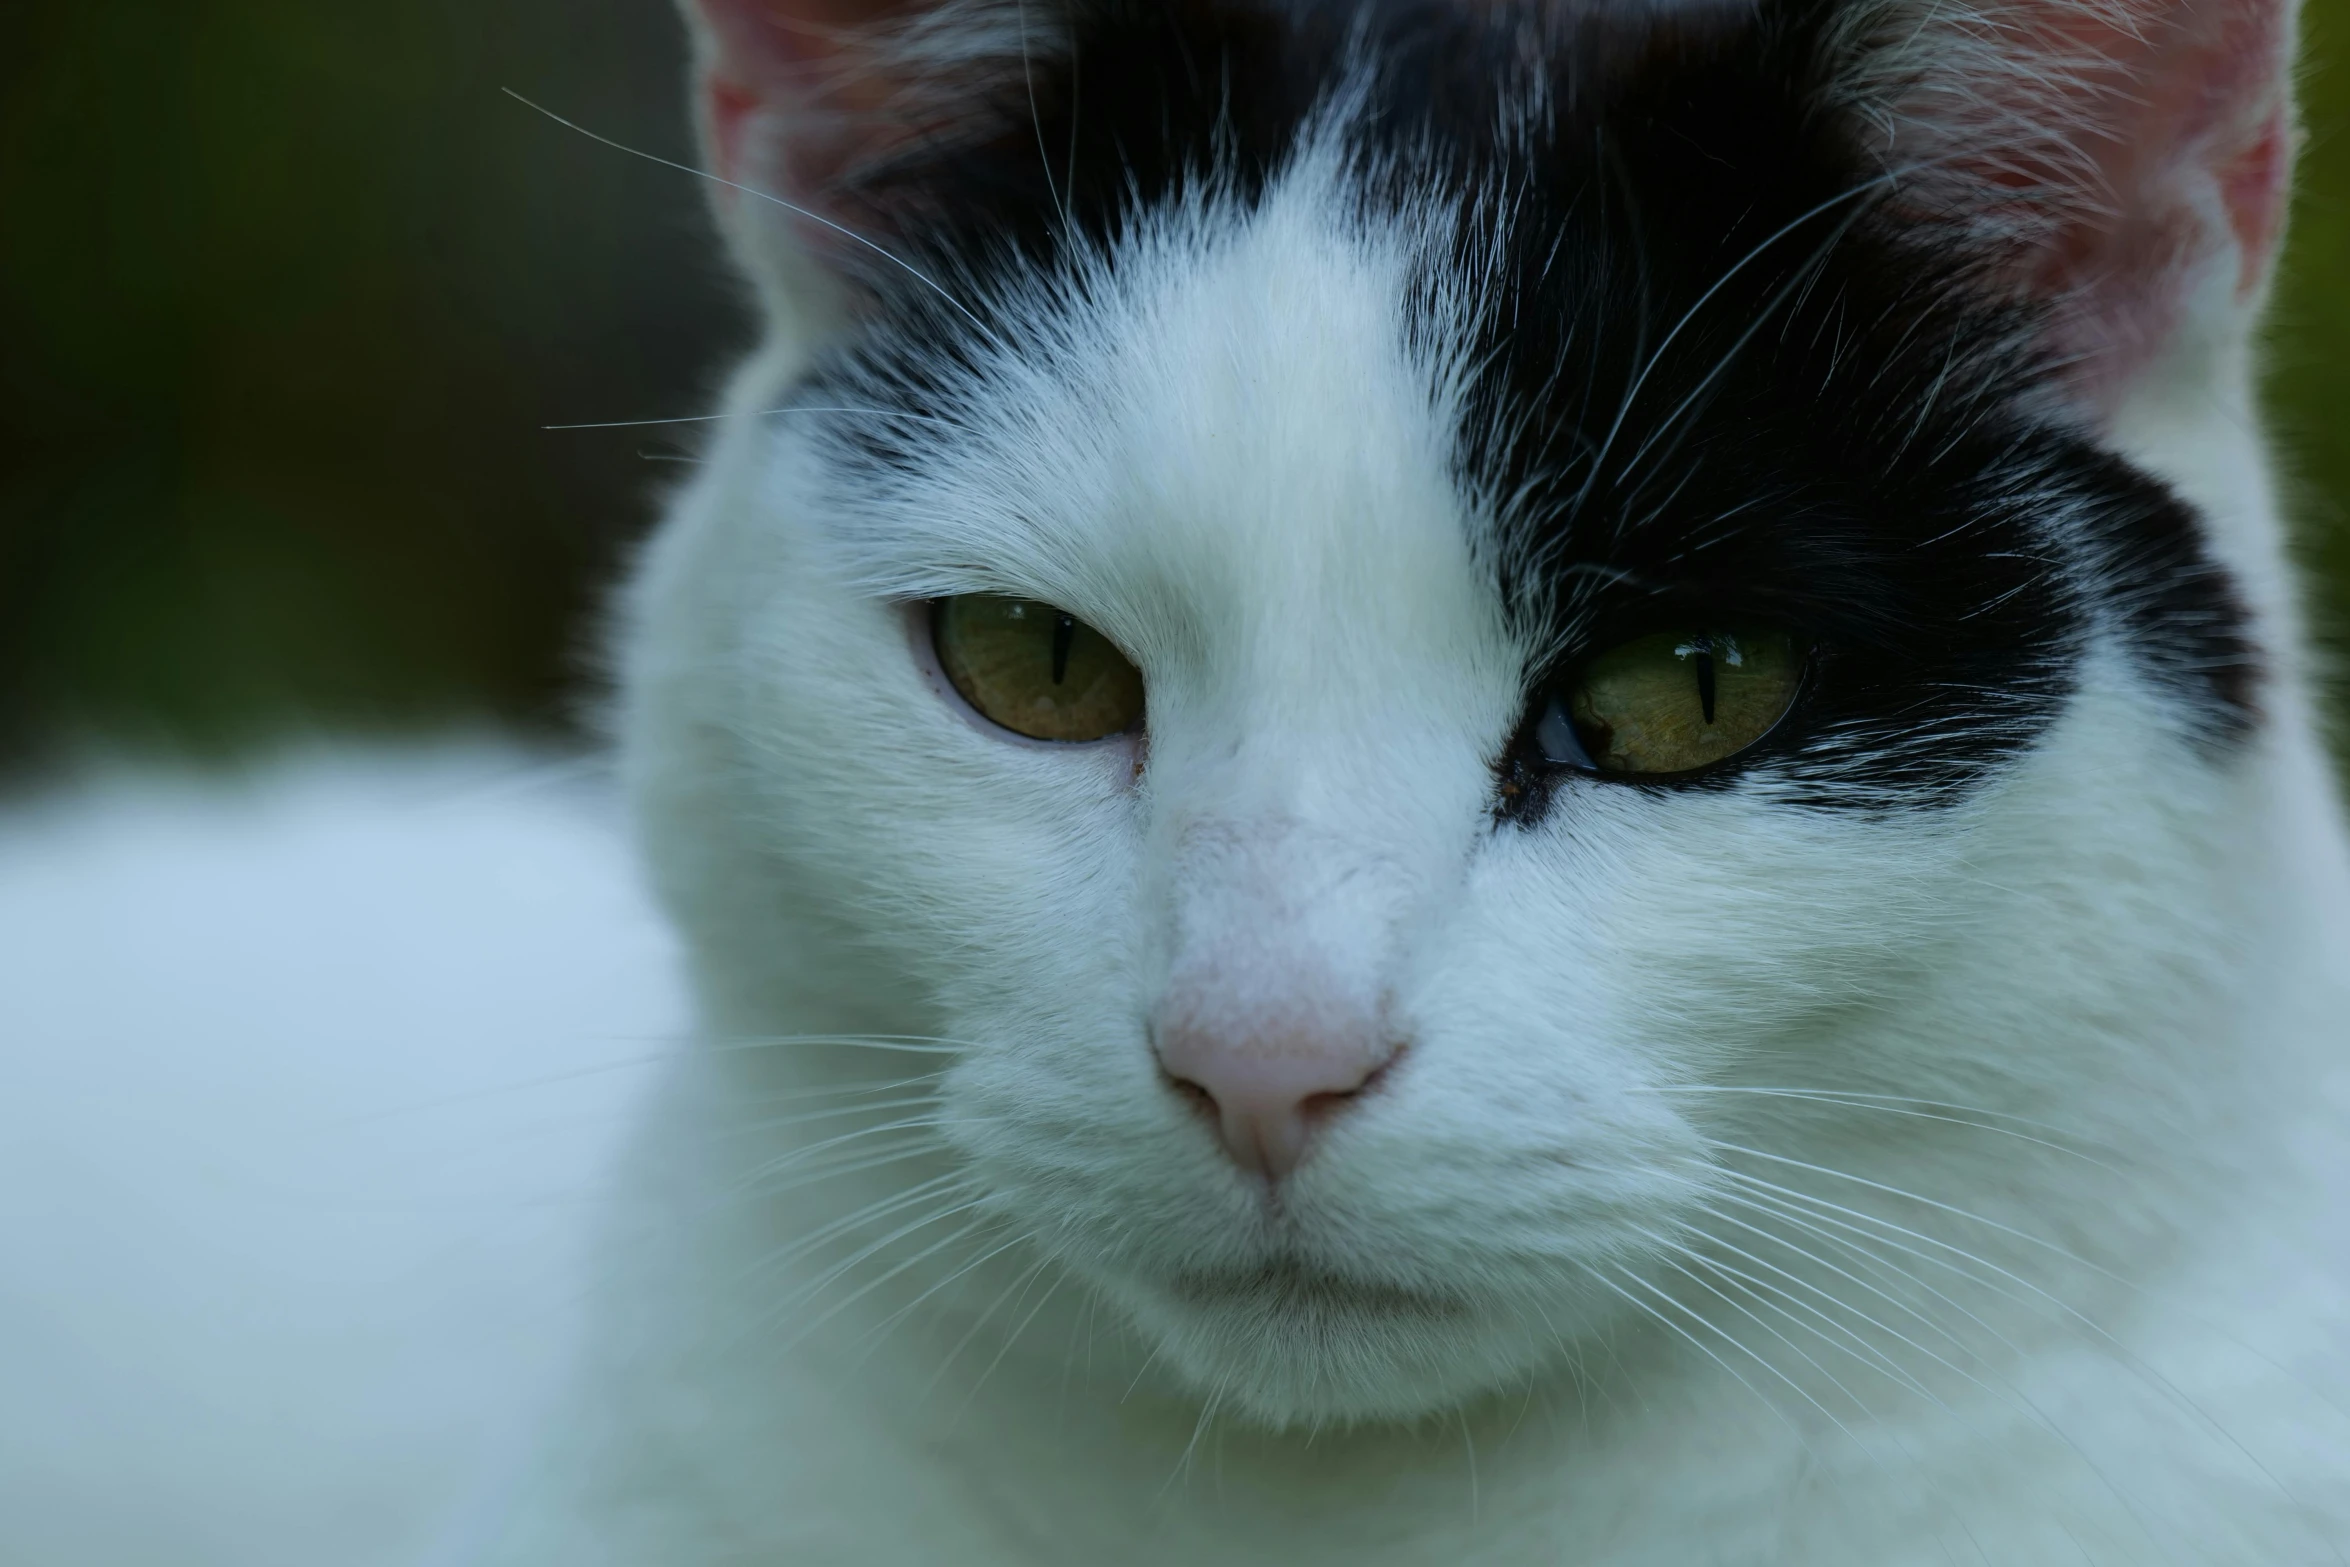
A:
<box><xmin>0</xmin><ymin>0</ymin><xmax>743</xmax><ymax>768</ymax></box>
<box><xmin>1</xmin><ymin>1</ymin><xmax>2344</xmax><ymax>769</ymax></box>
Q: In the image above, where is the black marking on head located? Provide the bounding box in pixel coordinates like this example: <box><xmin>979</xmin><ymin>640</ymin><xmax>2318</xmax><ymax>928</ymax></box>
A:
<box><xmin>797</xmin><ymin>0</ymin><xmax>2259</xmax><ymax>817</ymax></box>
<box><xmin>1410</xmin><ymin>3</ymin><xmax>2259</xmax><ymax>819</ymax></box>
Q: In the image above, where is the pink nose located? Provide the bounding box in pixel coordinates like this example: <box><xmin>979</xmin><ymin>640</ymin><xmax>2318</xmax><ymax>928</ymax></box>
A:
<box><xmin>1153</xmin><ymin>1018</ymin><xmax>1400</xmax><ymax>1180</ymax></box>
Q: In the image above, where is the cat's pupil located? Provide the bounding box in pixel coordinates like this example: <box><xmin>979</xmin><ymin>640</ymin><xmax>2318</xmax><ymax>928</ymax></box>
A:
<box><xmin>1536</xmin><ymin>625</ymin><xmax>1802</xmax><ymax>782</ymax></box>
<box><xmin>931</xmin><ymin>596</ymin><xmax>1147</xmax><ymax>743</ymax></box>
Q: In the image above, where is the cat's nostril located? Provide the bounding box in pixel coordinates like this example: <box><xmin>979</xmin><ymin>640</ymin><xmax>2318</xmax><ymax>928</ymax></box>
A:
<box><xmin>1164</xmin><ymin>1072</ymin><xmax>1217</xmax><ymax>1115</ymax></box>
<box><xmin>1154</xmin><ymin>1029</ymin><xmax>1400</xmax><ymax>1182</ymax></box>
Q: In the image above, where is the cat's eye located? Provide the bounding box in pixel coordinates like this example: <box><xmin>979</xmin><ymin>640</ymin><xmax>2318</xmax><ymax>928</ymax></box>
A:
<box><xmin>932</xmin><ymin>596</ymin><xmax>1146</xmax><ymax>743</ymax></box>
<box><xmin>1536</xmin><ymin>627</ymin><xmax>1801</xmax><ymax>777</ymax></box>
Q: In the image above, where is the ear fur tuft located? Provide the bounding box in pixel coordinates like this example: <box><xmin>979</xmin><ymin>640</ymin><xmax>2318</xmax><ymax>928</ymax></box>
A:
<box><xmin>1822</xmin><ymin>0</ymin><xmax>2299</xmax><ymax>410</ymax></box>
<box><xmin>678</xmin><ymin>0</ymin><xmax>1057</xmax><ymax>322</ymax></box>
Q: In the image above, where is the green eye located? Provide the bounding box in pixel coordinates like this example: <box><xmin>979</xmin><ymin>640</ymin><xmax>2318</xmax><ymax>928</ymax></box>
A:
<box><xmin>1542</xmin><ymin>627</ymin><xmax>1802</xmax><ymax>776</ymax></box>
<box><xmin>932</xmin><ymin>596</ymin><xmax>1145</xmax><ymax>743</ymax></box>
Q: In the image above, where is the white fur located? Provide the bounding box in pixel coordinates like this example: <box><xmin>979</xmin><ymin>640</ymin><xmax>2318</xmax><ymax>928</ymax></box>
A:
<box><xmin>480</xmin><ymin>123</ymin><xmax>2350</xmax><ymax>1561</ymax></box>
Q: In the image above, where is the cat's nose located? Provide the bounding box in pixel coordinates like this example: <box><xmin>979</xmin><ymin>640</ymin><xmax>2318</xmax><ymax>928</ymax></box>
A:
<box><xmin>1153</xmin><ymin>1019</ymin><xmax>1400</xmax><ymax>1180</ymax></box>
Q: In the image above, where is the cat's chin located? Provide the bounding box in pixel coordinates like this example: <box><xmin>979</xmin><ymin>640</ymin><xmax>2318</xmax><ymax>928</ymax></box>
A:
<box><xmin>1107</xmin><ymin>1260</ymin><xmax>1560</xmax><ymax>1428</ymax></box>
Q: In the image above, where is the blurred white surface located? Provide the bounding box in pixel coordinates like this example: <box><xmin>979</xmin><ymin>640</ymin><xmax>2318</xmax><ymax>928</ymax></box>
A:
<box><xmin>0</xmin><ymin>745</ymin><xmax>684</xmax><ymax>1567</ymax></box>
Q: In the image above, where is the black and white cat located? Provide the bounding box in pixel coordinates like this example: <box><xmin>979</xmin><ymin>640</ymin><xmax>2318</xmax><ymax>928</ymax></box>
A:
<box><xmin>6</xmin><ymin>0</ymin><xmax>2345</xmax><ymax>1562</ymax></box>
<box><xmin>473</xmin><ymin>0</ymin><xmax>2350</xmax><ymax>1559</ymax></box>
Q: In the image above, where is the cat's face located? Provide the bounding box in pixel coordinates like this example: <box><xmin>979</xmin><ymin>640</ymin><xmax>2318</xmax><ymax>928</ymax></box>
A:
<box><xmin>629</xmin><ymin>0</ymin><xmax>2282</xmax><ymax>1425</ymax></box>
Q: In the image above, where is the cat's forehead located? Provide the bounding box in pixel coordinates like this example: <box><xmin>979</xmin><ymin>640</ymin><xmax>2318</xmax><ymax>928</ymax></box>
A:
<box><xmin>793</xmin><ymin>0</ymin><xmax>2253</xmax><ymax>806</ymax></box>
<box><xmin>811</xmin><ymin>161</ymin><xmax>1518</xmax><ymax>736</ymax></box>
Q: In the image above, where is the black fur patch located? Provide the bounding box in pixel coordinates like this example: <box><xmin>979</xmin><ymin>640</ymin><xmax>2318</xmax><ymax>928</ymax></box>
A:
<box><xmin>804</xmin><ymin>0</ymin><xmax>2258</xmax><ymax>814</ymax></box>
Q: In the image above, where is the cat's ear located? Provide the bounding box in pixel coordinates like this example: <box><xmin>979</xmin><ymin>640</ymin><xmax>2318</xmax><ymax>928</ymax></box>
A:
<box><xmin>1837</xmin><ymin>0</ymin><xmax>2297</xmax><ymax>414</ymax></box>
<box><xmin>677</xmin><ymin>0</ymin><xmax>1048</xmax><ymax>323</ymax></box>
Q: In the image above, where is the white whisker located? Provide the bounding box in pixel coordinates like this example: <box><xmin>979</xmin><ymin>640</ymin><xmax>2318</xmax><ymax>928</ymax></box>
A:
<box><xmin>1720</xmin><ymin>1174</ymin><xmax>2284</xmax><ymax>1559</ymax></box>
<box><xmin>1654</xmin><ymin>1238</ymin><xmax>1998</xmax><ymax>1564</ymax></box>
<box><xmin>738</xmin><ymin>1173</ymin><xmax>973</xmax><ymax>1284</ymax></box>
<box><xmin>729</xmin><ymin>1138</ymin><xmax>955</xmax><ymax>1202</ymax></box>
<box><xmin>1580</xmin><ymin>1266</ymin><xmax>1817</xmax><ymax>1456</ymax></box>
<box><xmin>853</xmin><ymin>1226</ymin><xmax>1038</xmax><ymax>1372</ymax></box>
<box><xmin>959</xmin><ymin>1263</ymin><xmax>1068</xmax><ymax>1414</ymax></box>
<box><xmin>1638</xmin><ymin>1085</ymin><xmax>2121</xmax><ymax>1170</ymax></box>
<box><xmin>766</xmin><ymin>1192</ymin><xmax>994</xmax><ymax>1311</ymax></box>
<box><xmin>726</xmin><ymin>1092</ymin><xmax>947</xmax><ymax>1139</ymax></box>
<box><xmin>1707</xmin><ymin>1141</ymin><xmax>2130</xmax><ymax>1282</ymax></box>
<box><xmin>1571</xmin><ymin>167</ymin><xmax>1901</xmax><ymax>518</ymax></box>
<box><xmin>739</xmin><ymin>1116</ymin><xmax>960</xmax><ymax>1188</ymax></box>
<box><xmin>1660</xmin><ymin>1215</ymin><xmax>1946</xmax><ymax>1403</ymax></box>
<box><xmin>772</xmin><ymin>1213</ymin><xmax>1001</xmax><ymax>1356</ymax></box>
<box><xmin>733</xmin><ymin>1070</ymin><xmax>949</xmax><ymax>1109</ymax></box>
<box><xmin>543</xmin><ymin>406</ymin><xmax>970</xmax><ymax>434</ymax></box>
<box><xmin>500</xmin><ymin>89</ymin><xmax>1006</xmax><ymax>348</ymax></box>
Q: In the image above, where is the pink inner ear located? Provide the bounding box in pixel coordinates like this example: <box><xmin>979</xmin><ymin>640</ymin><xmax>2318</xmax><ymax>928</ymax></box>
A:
<box><xmin>694</xmin><ymin>0</ymin><xmax>893</xmax><ymax>78</ymax></box>
<box><xmin>688</xmin><ymin>0</ymin><xmax>938</xmax><ymax>195</ymax></box>
<box><xmin>706</xmin><ymin>75</ymin><xmax>763</xmax><ymax>187</ymax></box>
<box><xmin>2220</xmin><ymin>103</ymin><xmax>2291</xmax><ymax>298</ymax></box>
<box><xmin>2109</xmin><ymin>0</ymin><xmax>2296</xmax><ymax>303</ymax></box>
<box><xmin>1898</xmin><ymin>0</ymin><xmax>2295</xmax><ymax>405</ymax></box>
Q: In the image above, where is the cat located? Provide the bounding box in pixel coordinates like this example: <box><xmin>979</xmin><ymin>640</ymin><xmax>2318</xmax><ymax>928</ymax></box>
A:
<box><xmin>6</xmin><ymin>0</ymin><xmax>2341</xmax><ymax>1561</ymax></box>
<box><xmin>468</xmin><ymin>0</ymin><xmax>2350</xmax><ymax>1561</ymax></box>
<box><xmin>453</xmin><ymin>0</ymin><xmax>2350</xmax><ymax>1560</ymax></box>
